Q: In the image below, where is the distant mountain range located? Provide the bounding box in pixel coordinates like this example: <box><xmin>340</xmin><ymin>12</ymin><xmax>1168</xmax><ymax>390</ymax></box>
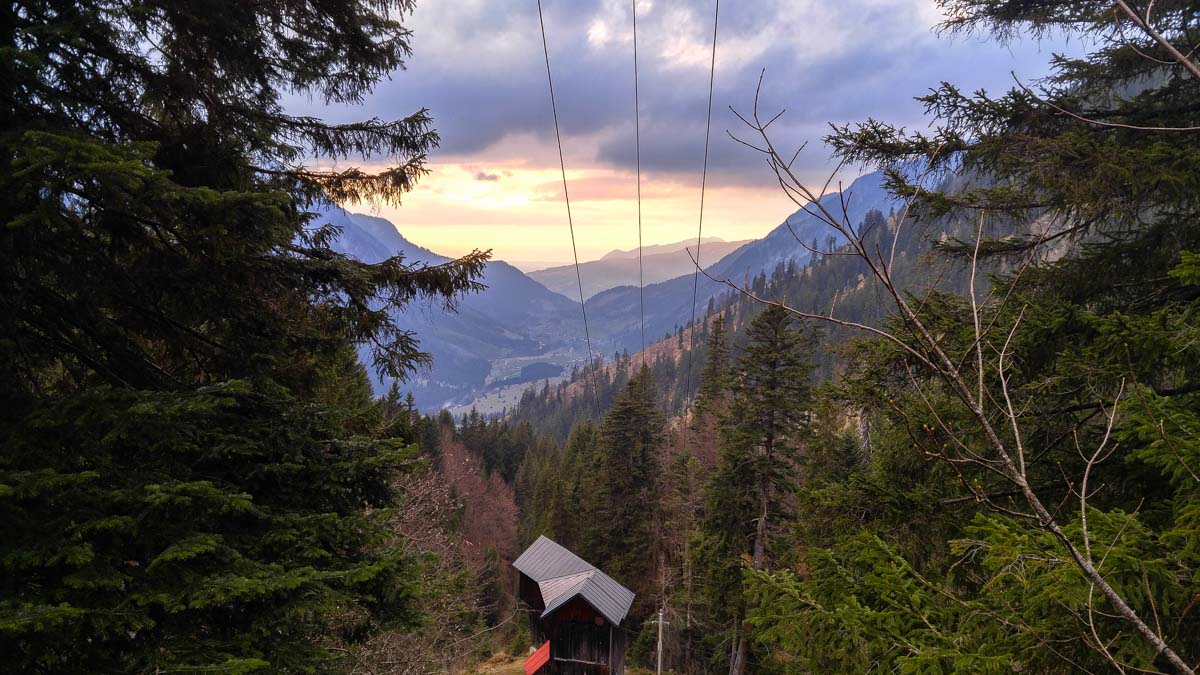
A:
<box><xmin>600</xmin><ymin>237</ymin><xmax>729</xmax><ymax>260</ymax></box>
<box><xmin>579</xmin><ymin>170</ymin><xmax>894</xmax><ymax>356</ymax></box>
<box><xmin>527</xmin><ymin>237</ymin><xmax>749</xmax><ymax>300</ymax></box>
<box><xmin>322</xmin><ymin>208</ymin><xmax>587</xmax><ymax>410</ymax></box>
<box><xmin>323</xmin><ymin>169</ymin><xmax>894</xmax><ymax>412</ymax></box>
<box><xmin>507</xmin><ymin>259</ymin><xmax>571</xmax><ymax>273</ymax></box>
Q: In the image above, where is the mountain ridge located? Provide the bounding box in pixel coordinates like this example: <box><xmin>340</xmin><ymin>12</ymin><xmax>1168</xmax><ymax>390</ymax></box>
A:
<box><xmin>599</xmin><ymin>236</ymin><xmax>730</xmax><ymax>261</ymax></box>
<box><xmin>321</xmin><ymin>207</ymin><xmax>587</xmax><ymax>410</ymax></box>
<box><xmin>528</xmin><ymin>238</ymin><xmax>750</xmax><ymax>300</ymax></box>
<box><xmin>581</xmin><ymin>169</ymin><xmax>894</xmax><ymax>356</ymax></box>
<box><xmin>320</xmin><ymin>169</ymin><xmax>892</xmax><ymax>412</ymax></box>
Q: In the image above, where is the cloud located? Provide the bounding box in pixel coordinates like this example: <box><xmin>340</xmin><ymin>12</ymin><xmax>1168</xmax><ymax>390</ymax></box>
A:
<box><xmin>530</xmin><ymin>173</ymin><xmax>676</xmax><ymax>202</ymax></box>
<box><xmin>291</xmin><ymin>0</ymin><xmax>1079</xmax><ymax>190</ymax></box>
<box><xmin>474</xmin><ymin>171</ymin><xmax>501</xmax><ymax>182</ymax></box>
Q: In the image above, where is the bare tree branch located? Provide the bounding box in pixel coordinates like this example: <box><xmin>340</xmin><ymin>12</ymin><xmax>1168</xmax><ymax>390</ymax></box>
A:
<box><xmin>1114</xmin><ymin>0</ymin><xmax>1200</xmax><ymax>80</ymax></box>
<box><xmin>719</xmin><ymin>69</ymin><xmax>1197</xmax><ymax>673</ymax></box>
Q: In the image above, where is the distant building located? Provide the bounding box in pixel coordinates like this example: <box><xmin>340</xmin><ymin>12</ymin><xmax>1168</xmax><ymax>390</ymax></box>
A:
<box><xmin>513</xmin><ymin>536</ymin><xmax>635</xmax><ymax>675</ymax></box>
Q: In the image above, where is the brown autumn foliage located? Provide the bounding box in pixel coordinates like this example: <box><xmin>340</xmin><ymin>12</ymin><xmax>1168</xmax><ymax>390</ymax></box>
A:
<box><xmin>438</xmin><ymin>428</ymin><xmax>520</xmax><ymax>571</ymax></box>
<box><xmin>333</xmin><ymin>458</ymin><xmax>493</xmax><ymax>674</ymax></box>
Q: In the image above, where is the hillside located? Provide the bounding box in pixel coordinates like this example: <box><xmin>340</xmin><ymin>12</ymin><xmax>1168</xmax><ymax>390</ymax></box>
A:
<box><xmin>321</xmin><ymin>170</ymin><xmax>896</xmax><ymax>413</ymax></box>
<box><xmin>322</xmin><ymin>207</ymin><xmax>588</xmax><ymax>410</ymax></box>
<box><xmin>580</xmin><ymin>170</ymin><xmax>895</xmax><ymax>357</ymax></box>
<box><xmin>528</xmin><ymin>237</ymin><xmax>747</xmax><ymax>300</ymax></box>
<box><xmin>505</xmin><ymin>183</ymin><xmax>981</xmax><ymax>443</ymax></box>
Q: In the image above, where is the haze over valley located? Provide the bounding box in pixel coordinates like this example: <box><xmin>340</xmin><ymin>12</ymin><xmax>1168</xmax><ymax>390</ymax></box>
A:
<box><xmin>527</xmin><ymin>236</ymin><xmax>749</xmax><ymax>300</ymax></box>
<box><xmin>328</xmin><ymin>169</ymin><xmax>892</xmax><ymax>412</ymax></box>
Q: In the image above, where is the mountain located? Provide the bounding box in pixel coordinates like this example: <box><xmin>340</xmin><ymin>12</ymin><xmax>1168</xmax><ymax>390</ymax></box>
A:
<box><xmin>508</xmin><ymin>172</ymin><xmax>965</xmax><ymax>443</ymax></box>
<box><xmin>599</xmin><ymin>236</ymin><xmax>728</xmax><ymax>260</ymax></box>
<box><xmin>507</xmin><ymin>259</ymin><xmax>570</xmax><ymax>273</ymax></box>
<box><xmin>528</xmin><ymin>238</ymin><xmax>749</xmax><ymax>300</ymax></box>
<box><xmin>581</xmin><ymin>170</ymin><xmax>895</xmax><ymax>355</ymax></box>
<box><xmin>321</xmin><ymin>169</ymin><xmax>892</xmax><ymax>412</ymax></box>
<box><xmin>321</xmin><ymin>208</ymin><xmax>587</xmax><ymax>410</ymax></box>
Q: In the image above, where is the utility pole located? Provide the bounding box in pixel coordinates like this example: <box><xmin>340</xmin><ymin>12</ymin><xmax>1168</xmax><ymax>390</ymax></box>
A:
<box><xmin>655</xmin><ymin>607</ymin><xmax>668</xmax><ymax>674</ymax></box>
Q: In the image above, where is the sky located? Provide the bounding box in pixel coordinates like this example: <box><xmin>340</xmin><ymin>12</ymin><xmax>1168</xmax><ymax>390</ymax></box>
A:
<box><xmin>291</xmin><ymin>0</ymin><xmax>1081</xmax><ymax>269</ymax></box>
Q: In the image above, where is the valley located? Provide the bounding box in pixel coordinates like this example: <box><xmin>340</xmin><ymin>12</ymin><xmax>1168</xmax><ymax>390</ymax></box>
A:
<box><xmin>328</xmin><ymin>170</ymin><xmax>894</xmax><ymax>413</ymax></box>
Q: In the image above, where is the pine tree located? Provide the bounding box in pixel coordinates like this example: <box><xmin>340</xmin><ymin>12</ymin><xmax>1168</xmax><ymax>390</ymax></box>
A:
<box><xmin>585</xmin><ymin>367</ymin><xmax>664</xmax><ymax>605</ymax></box>
<box><xmin>698</xmin><ymin>305</ymin><xmax>815</xmax><ymax>675</ymax></box>
<box><xmin>0</xmin><ymin>1</ymin><xmax>486</xmax><ymax>671</ymax></box>
<box><xmin>660</xmin><ymin>449</ymin><xmax>708</xmax><ymax>672</ymax></box>
<box><xmin>694</xmin><ymin>315</ymin><xmax>731</xmax><ymax>422</ymax></box>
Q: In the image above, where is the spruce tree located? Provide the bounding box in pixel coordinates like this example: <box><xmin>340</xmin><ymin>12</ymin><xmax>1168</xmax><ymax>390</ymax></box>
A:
<box><xmin>585</xmin><ymin>367</ymin><xmax>663</xmax><ymax>602</ymax></box>
<box><xmin>698</xmin><ymin>305</ymin><xmax>815</xmax><ymax>675</ymax></box>
<box><xmin>730</xmin><ymin>306</ymin><xmax>815</xmax><ymax>569</ymax></box>
<box><xmin>554</xmin><ymin>420</ymin><xmax>599</xmax><ymax>551</ymax></box>
<box><xmin>742</xmin><ymin>1</ymin><xmax>1200</xmax><ymax>671</ymax></box>
<box><xmin>693</xmin><ymin>315</ymin><xmax>731</xmax><ymax>422</ymax></box>
<box><xmin>0</xmin><ymin>1</ymin><xmax>485</xmax><ymax>671</ymax></box>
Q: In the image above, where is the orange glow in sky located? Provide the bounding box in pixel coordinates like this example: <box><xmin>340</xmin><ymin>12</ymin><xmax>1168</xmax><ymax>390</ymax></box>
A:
<box><xmin>346</xmin><ymin>154</ymin><xmax>810</xmax><ymax>268</ymax></box>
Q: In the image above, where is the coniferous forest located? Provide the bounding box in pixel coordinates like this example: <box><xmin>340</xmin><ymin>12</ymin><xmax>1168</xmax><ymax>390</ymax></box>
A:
<box><xmin>4</xmin><ymin>1</ymin><xmax>1200</xmax><ymax>674</ymax></box>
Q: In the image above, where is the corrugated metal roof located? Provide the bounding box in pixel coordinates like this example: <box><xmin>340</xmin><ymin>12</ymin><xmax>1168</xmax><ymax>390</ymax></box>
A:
<box><xmin>512</xmin><ymin>535</ymin><xmax>636</xmax><ymax>625</ymax></box>
<box><xmin>513</xmin><ymin>535</ymin><xmax>594</xmax><ymax>581</ymax></box>
<box><xmin>540</xmin><ymin>575</ymin><xmax>592</xmax><ymax>616</ymax></box>
<box><xmin>537</xmin><ymin>571</ymin><xmax>593</xmax><ymax>603</ymax></box>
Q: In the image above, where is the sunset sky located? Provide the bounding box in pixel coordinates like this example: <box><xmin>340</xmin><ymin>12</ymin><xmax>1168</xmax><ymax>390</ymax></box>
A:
<box><xmin>293</xmin><ymin>0</ymin><xmax>1079</xmax><ymax>269</ymax></box>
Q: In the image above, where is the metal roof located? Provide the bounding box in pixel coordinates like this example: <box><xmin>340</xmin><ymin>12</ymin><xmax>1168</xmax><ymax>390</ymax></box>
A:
<box><xmin>513</xmin><ymin>535</ymin><xmax>594</xmax><ymax>581</ymax></box>
<box><xmin>512</xmin><ymin>535</ymin><xmax>636</xmax><ymax>625</ymax></box>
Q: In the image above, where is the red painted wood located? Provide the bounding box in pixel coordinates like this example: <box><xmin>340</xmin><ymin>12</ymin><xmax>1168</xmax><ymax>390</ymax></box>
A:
<box><xmin>524</xmin><ymin>641</ymin><xmax>550</xmax><ymax>675</ymax></box>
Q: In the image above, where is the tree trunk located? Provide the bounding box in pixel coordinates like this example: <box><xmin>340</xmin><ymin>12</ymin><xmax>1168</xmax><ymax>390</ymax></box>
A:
<box><xmin>684</xmin><ymin>540</ymin><xmax>693</xmax><ymax>672</ymax></box>
<box><xmin>753</xmin><ymin>434</ymin><xmax>773</xmax><ymax>570</ymax></box>
<box><xmin>753</xmin><ymin>475</ymin><xmax>770</xmax><ymax>569</ymax></box>
<box><xmin>729</xmin><ymin>631</ymin><xmax>748</xmax><ymax>675</ymax></box>
<box><xmin>736</xmin><ymin>437</ymin><xmax>774</xmax><ymax>675</ymax></box>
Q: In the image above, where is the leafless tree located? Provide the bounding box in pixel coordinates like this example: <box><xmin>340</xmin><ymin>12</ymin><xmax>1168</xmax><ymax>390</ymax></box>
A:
<box><xmin>1113</xmin><ymin>0</ymin><xmax>1200</xmax><ymax>80</ymax></box>
<box><xmin>328</xmin><ymin>454</ymin><xmax>517</xmax><ymax>674</ymax></box>
<box><xmin>697</xmin><ymin>72</ymin><xmax>1196</xmax><ymax>674</ymax></box>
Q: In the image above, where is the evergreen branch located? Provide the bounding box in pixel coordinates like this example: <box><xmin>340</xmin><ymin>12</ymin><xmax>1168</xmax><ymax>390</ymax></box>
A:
<box><xmin>727</xmin><ymin>69</ymin><xmax>1197</xmax><ymax>673</ymax></box>
<box><xmin>1012</xmin><ymin>74</ymin><xmax>1200</xmax><ymax>132</ymax></box>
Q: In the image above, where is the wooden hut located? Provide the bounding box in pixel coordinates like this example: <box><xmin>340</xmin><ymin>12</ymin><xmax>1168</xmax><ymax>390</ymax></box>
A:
<box><xmin>513</xmin><ymin>536</ymin><xmax>635</xmax><ymax>675</ymax></box>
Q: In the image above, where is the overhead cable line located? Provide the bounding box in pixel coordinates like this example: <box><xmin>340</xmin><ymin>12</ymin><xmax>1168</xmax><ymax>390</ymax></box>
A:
<box><xmin>537</xmin><ymin>0</ymin><xmax>601</xmax><ymax>416</ymax></box>
<box><xmin>632</xmin><ymin>0</ymin><xmax>646</xmax><ymax>371</ymax></box>
<box><xmin>685</xmin><ymin>0</ymin><xmax>720</xmax><ymax>403</ymax></box>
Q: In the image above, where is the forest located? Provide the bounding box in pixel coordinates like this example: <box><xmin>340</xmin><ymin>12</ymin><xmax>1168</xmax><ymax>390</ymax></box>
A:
<box><xmin>3</xmin><ymin>0</ymin><xmax>1200</xmax><ymax>673</ymax></box>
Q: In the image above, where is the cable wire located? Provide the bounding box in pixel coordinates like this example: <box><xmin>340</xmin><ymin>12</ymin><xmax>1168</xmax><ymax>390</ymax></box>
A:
<box><xmin>537</xmin><ymin>0</ymin><xmax>601</xmax><ymax>416</ymax></box>
<box><xmin>685</xmin><ymin>0</ymin><xmax>720</xmax><ymax>403</ymax></box>
<box><xmin>632</xmin><ymin>0</ymin><xmax>646</xmax><ymax>371</ymax></box>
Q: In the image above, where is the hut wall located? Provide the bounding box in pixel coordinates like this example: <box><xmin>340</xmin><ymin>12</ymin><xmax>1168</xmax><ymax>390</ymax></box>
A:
<box><xmin>518</xmin><ymin>573</ymin><xmax>547</xmax><ymax>644</ymax></box>
<box><xmin>517</xmin><ymin>571</ymin><xmax>629</xmax><ymax>674</ymax></box>
<box><xmin>542</xmin><ymin>598</ymin><xmax>627</xmax><ymax>675</ymax></box>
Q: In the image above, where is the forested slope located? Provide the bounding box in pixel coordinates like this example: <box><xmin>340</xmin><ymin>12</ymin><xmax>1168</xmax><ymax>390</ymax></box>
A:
<box><xmin>449</xmin><ymin>2</ymin><xmax>1200</xmax><ymax>671</ymax></box>
<box><xmin>323</xmin><ymin>207</ymin><xmax>587</xmax><ymax>409</ymax></box>
<box><xmin>581</xmin><ymin>170</ymin><xmax>897</xmax><ymax>357</ymax></box>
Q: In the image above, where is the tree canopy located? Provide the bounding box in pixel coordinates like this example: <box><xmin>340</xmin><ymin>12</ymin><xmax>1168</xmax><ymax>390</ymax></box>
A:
<box><xmin>1</xmin><ymin>1</ymin><xmax>486</xmax><ymax>671</ymax></box>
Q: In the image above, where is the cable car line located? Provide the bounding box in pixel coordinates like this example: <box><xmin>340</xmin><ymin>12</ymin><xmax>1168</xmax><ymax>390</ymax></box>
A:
<box><xmin>685</xmin><ymin>0</ymin><xmax>720</xmax><ymax>405</ymax></box>
<box><xmin>632</xmin><ymin>0</ymin><xmax>647</xmax><ymax>371</ymax></box>
<box><xmin>536</xmin><ymin>0</ymin><xmax>601</xmax><ymax>417</ymax></box>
